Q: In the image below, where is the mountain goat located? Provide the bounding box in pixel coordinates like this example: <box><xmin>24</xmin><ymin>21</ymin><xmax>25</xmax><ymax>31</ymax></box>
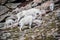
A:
<box><xmin>16</xmin><ymin>8</ymin><xmax>41</xmax><ymax>21</ymax></box>
<box><xmin>18</xmin><ymin>15</ymin><xmax>35</xmax><ymax>31</ymax></box>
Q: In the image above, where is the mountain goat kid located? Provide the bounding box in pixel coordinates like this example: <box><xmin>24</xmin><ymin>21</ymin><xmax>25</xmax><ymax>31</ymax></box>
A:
<box><xmin>18</xmin><ymin>15</ymin><xmax>35</xmax><ymax>31</ymax></box>
<box><xmin>4</xmin><ymin>19</ymin><xmax>15</xmax><ymax>28</ymax></box>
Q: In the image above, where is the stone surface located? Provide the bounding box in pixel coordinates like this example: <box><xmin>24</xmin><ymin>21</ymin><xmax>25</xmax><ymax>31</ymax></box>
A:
<box><xmin>0</xmin><ymin>13</ymin><xmax>11</xmax><ymax>22</ymax></box>
<box><xmin>0</xmin><ymin>6</ymin><xmax>9</xmax><ymax>15</ymax></box>
<box><xmin>56</xmin><ymin>10</ymin><xmax>60</xmax><ymax>16</ymax></box>
<box><xmin>6</xmin><ymin>3</ymin><xmax>21</xmax><ymax>9</ymax></box>
<box><xmin>0</xmin><ymin>0</ymin><xmax>7</xmax><ymax>4</ymax></box>
<box><xmin>33</xmin><ymin>0</ymin><xmax>42</xmax><ymax>3</ymax></box>
<box><xmin>31</xmin><ymin>0</ymin><xmax>43</xmax><ymax>7</ymax></box>
<box><xmin>7</xmin><ymin>0</ymin><xmax>16</xmax><ymax>2</ymax></box>
<box><xmin>1</xmin><ymin>32</ymin><xmax>11</xmax><ymax>40</ymax></box>
<box><xmin>0</xmin><ymin>23</ymin><xmax>4</xmax><ymax>28</ymax></box>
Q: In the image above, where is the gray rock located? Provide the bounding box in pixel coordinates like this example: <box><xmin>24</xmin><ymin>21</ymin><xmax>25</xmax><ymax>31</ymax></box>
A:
<box><xmin>56</xmin><ymin>10</ymin><xmax>60</xmax><ymax>20</ymax></box>
<box><xmin>0</xmin><ymin>6</ymin><xmax>9</xmax><ymax>15</ymax></box>
<box><xmin>56</xmin><ymin>10</ymin><xmax>60</xmax><ymax>17</ymax></box>
<box><xmin>8</xmin><ymin>0</ymin><xmax>16</xmax><ymax>2</ymax></box>
<box><xmin>8</xmin><ymin>39</ymin><xmax>13</xmax><ymax>40</ymax></box>
<box><xmin>1</xmin><ymin>33</ymin><xmax>11</xmax><ymax>40</ymax></box>
<box><xmin>31</xmin><ymin>3</ymin><xmax>38</xmax><ymax>7</ymax></box>
<box><xmin>0</xmin><ymin>0</ymin><xmax>7</xmax><ymax>4</ymax></box>
<box><xmin>24</xmin><ymin>4</ymin><xmax>32</xmax><ymax>10</ymax></box>
<box><xmin>0</xmin><ymin>11</ymin><xmax>12</xmax><ymax>22</ymax></box>
<box><xmin>0</xmin><ymin>23</ymin><xmax>4</xmax><ymax>28</ymax></box>
<box><xmin>6</xmin><ymin>3</ymin><xmax>21</xmax><ymax>9</ymax></box>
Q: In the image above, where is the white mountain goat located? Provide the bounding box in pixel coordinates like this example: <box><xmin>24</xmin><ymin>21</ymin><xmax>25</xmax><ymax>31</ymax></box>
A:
<box><xmin>18</xmin><ymin>15</ymin><xmax>35</xmax><ymax>31</ymax></box>
<box><xmin>16</xmin><ymin>8</ymin><xmax>41</xmax><ymax>21</ymax></box>
<box><xmin>5</xmin><ymin>19</ymin><xmax>15</xmax><ymax>28</ymax></box>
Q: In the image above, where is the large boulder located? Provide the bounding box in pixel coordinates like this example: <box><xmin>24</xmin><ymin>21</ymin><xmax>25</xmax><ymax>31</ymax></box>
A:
<box><xmin>0</xmin><ymin>23</ymin><xmax>4</xmax><ymax>28</ymax></box>
<box><xmin>7</xmin><ymin>0</ymin><xmax>16</xmax><ymax>2</ymax></box>
<box><xmin>6</xmin><ymin>3</ymin><xmax>21</xmax><ymax>9</ymax></box>
<box><xmin>0</xmin><ymin>6</ymin><xmax>9</xmax><ymax>15</ymax></box>
<box><xmin>0</xmin><ymin>0</ymin><xmax>7</xmax><ymax>5</ymax></box>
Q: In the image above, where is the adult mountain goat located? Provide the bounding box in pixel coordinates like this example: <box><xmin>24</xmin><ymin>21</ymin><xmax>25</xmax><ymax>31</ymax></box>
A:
<box><xmin>16</xmin><ymin>8</ymin><xmax>42</xmax><ymax>21</ymax></box>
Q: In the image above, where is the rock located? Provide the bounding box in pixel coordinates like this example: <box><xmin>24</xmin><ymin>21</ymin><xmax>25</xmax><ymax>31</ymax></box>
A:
<box><xmin>56</xmin><ymin>10</ymin><xmax>60</xmax><ymax>20</ymax></box>
<box><xmin>56</xmin><ymin>10</ymin><xmax>60</xmax><ymax>16</ymax></box>
<box><xmin>6</xmin><ymin>3</ymin><xmax>21</xmax><ymax>9</ymax></box>
<box><xmin>31</xmin><ymin>0</ymin><xmax>42</xmax><ymax>7</ymax></box>
<box><xmin>8</xmin><ymin>0</ymin><xmax>16</xmax><ymax>2</ymax></box>
<box><xmin>33</xmin><ymin>0</ymin><xmax>42</xmax><ymax>3</ymax></box>
<box><xmin>0</xmin><ymin>13</ymin><xmax>11</xmax><ymax>22</ymax></box>
<box><xmin>40</xmin><ymin>1</ymin><xmax>52</xmax><ymax>10</ymax></box>
<box><xmin>0</xmin><ymin>0</ymin><xmax>7</xmax><ymax>5</ymax></box>
<box><xmin>24</xmin><ymin>3</ymin><xmax>32</xmax><ymax>10</ymax></box>
<box><xmin>1</xmin><ymin>32</ymin><xmax>11</xmax><ymax>40</ymax></box>
<box><xmin>31</xmin><ymin>3</ymin><xmax>38</xmax><ymax>7</ymax></box>
<box><xmin>0</xmin><ymin>23</ymin><xmax>4</xmax><ymax>28</ymax></box>
<box><xmin>0</xmin><ymin>6</ymin><xmax>9</xmax><ymax>15</ymax></box>
<box><xmin>8</xmin><ymin>39</ymin><xmax>13</xmax><ymax>40</ymax></box>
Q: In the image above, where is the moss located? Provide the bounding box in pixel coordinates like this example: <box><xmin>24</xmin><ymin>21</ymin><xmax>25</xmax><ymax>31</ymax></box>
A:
<box><xmin>24</xmin><ymin>36</ymin><xmax>29</xmax><ymax>40</ymax></box>
<box><xmin>45</xmin><ymin>36</ymin><xmax>55</xmax><ymax>40</ymax></box>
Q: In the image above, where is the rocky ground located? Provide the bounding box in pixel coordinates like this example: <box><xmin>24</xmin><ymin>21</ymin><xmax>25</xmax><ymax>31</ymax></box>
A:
<box><xmin>0</xmin><ymin>0</ymin><xmax>60</xmax><ymax>40</ymax></box>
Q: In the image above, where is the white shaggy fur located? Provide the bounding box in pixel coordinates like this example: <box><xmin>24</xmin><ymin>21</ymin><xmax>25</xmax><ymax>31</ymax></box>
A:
<box><xmin>16</xmin><ymin>8</ymin><xmax>41</xmax><ymax>21</ymax></box>
<box><xmin>16</xmin><ymin>12</ymin><xmax>22</xmax><ymax>21</ymax></box>
<box><xmin>5</xmin><ymin>19</ymin><xmax>14</xmax><ymax>28</ymax></box>
<box><xmin>18</xmin><ymin>15</ymin><xmax>35</xmax><ymax>31</ymax></box>
<box><xmin>22</xmin><ymin>8</ymin><xmax>41</xmax><ymax>17</ymax></box>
